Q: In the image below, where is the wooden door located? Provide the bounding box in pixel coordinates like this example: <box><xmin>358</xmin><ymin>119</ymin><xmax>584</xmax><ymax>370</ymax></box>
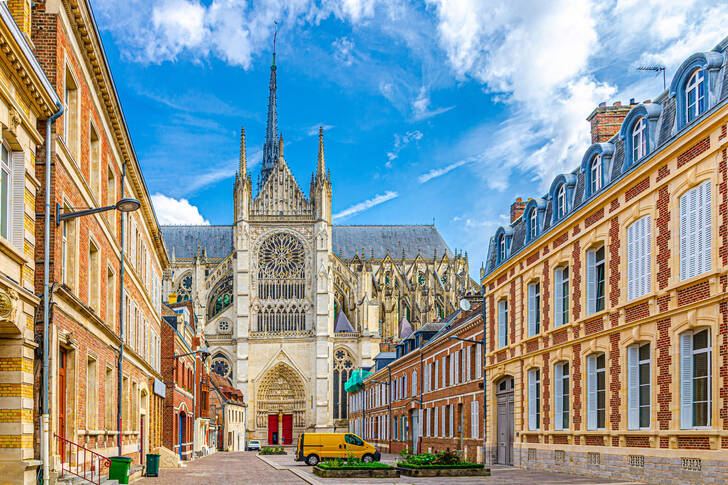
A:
<box><xmin>58</xmin><ymin>348</ymin><xmax>67</xmax><ymax>461</ymax></box>
<box><xmin>140</xmin><ymin>417</ymin><xmax>145</xmax><ymax>465</ymax></box>
<box><xmin>268</xmin><ymin>415</ymin><xmax>278</xmax><ymax>444</ymax></box>
<box><xmin>282</xmin><ymin>414</ymin><xmax>293</xmax><ymax>445</ymax></box>
<box><xmin>496</xmin><ymin>378</ymin><xmax>514</xmax><ymax>465</ymax></box>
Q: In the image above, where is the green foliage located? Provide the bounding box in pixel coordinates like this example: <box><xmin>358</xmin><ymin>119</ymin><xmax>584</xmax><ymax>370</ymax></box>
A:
<box><xmin>318</xmin><ymin>455</ymin><xmax>392</xmax><ymax>470</ymax></box>
<box><xmin>259</xmin><ymin>446</ymin><xmax>286</xmax><ymax>455</ymax></box>
<box><xmin>398</xmin><ymin>448</ymin><xmax>479</xmax><ymax>468</ymax></box>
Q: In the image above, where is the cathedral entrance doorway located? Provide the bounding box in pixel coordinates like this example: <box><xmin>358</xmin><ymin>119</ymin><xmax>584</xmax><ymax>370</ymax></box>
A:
<box><xmin>258</xmin><ymin>363</ymin><xmax>306</xmax><ymax>443</ymax></box>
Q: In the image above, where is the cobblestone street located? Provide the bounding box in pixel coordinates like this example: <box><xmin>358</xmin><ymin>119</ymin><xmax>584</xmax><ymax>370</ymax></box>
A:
<box><xmin>134</xmin><ymin>451</ymin><xmax>645</xmax><ymax>485</ymax></box>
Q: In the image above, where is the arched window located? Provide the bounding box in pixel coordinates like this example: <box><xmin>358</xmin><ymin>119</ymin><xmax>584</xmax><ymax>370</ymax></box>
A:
<box><xmin>211</xmin><ymin>353</ymin><xmax>232</xmax><ymax>379</ymax></box>
<box><xmin>176</xmin><ymin>273</ymin><xmax>192</xmax><ymax>302</ymax></box>
<box><xmin>632</xmin><ymin>117</ymin><xmax>646</xmax><ymax>162</ymax></box>
<box><xmin>556</xmin><ymin>184</ymin><xmax>567</xmax><ymax>219</ymax></box>
<box><xmin>590</xmin><ymin>155</ymin><xmax>602</xmax><ymax>194</ymax></box>
<box><xmin>258</xmin><ymin>233</ymin><xmax>305</xmax><ymax>299</ymax></box>
<box><xmin>686</xmin><ymin>69</ymin><xmax>705</xmax><ymax>122</ymax></box>
<box><xmin>498</xmin><ymin>236</ymin><xmax>506</xmax><ymax>262</ymax></box>
<box><xmin>529</xmin><ymin>209</ymin><xmax>537</xmax><ymax>240</ymax></box>
<box><xmin>208</xmin><ymin>276</ymin><xmax>233</xmax><ymax>319</ymax></box>
<box><xmin>333</xmin><ymin>348</ymin><xmax>355</xmax><ymax>419</ymax></box>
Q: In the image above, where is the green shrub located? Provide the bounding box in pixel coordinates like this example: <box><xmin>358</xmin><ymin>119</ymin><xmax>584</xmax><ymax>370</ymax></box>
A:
<box><xmin>399</xmin><ymin>449</ymin><xmax>475</xmax><ymax>467</ymax></box>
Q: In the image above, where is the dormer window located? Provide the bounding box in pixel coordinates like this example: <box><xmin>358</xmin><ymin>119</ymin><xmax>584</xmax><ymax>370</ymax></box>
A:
<box><xmin>632</xmin><ymin>117</ymin><xmax>646</xmax><ymax>162</ymax></box>
<box><xmin>495</xmin><ymin>226</ymin><xmax>514</xmax><ymax>265</ymax></box>
<box><xmin>529</xmin><ymin>209</ymin><xmax>537</xmax><ymax>240</ymax></box>
<box><xmin>686</xmin><ymin>69</ymin><xmax>705</xmax><ymax>122</ymax></box>
<box><xmin>556</xmin><ymin>184</ymin><xmax>566</xmax><ymax>219</ymax></box>
<box><xmin>523</xmin><ymin>198</ymin><xmax>546</xmax><ymax>244</ymax></box>
<box><xmin>590</xmin><ymin>155</ymin><xmax>602</xmax><ymax>194</ymax></box>
<box><xmin>499</xmin><ymin>236</ymin><xmax>506</xmax><ymax>262</ymax></box>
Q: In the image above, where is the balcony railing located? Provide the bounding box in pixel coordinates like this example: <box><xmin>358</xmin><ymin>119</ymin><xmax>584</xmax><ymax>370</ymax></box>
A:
<box><xmin>54</xmin><ymin>433</ymin><xmax>111</xmax><ymax>485</ymax></box>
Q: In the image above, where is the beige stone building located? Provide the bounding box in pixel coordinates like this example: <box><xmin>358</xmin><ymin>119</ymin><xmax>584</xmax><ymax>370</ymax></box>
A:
<box><xmin>161</xmin><ymin>55</ymin><xmax>476</xmax><ymax>445</ymax></box>
<box><xmin>0</xmin><ymin>3</ymin><xmax>62</xmax><ymax>483</ymax></box>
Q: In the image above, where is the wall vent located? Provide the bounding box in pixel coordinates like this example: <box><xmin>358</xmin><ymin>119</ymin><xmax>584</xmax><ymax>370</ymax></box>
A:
<box><xmin>588</xmin><ymin>452</ymin><xmax>600</xmax><ymax>465</ymax></box>
<box><xmin>681</xmin><ymin>458</ymin><xmax>701</xmax><ymax>472</ymax></box>
<box><xmin>555</xmin><ymin>450</ymin><xmax>565</xmax><ymax>463</ymax></box>
<box><xmin>528</xmin><ymin>448</ymin><xmax>536</xmax><ymax>461</ymax></box>
<box><xmin>629</xmin><ymin>455</ymin><xmax>644</xmax><ymax>468</ymax></box>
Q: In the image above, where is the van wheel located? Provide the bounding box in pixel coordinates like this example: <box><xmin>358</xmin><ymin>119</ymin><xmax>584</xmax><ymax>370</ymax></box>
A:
<box><xmin>306</xmin><ymin>454</ymin><xmax>319</xmax><ymax>466</ymax></box>
<box><xmin>362</xmin><ymin>454</ymin><xmax>374</xmax><ymax>463</ymax></box>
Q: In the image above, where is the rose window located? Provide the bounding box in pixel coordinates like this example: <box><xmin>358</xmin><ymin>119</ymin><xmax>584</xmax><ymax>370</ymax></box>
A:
<box><xmin>259</xmin><ymin>233</ymin><xmax>305</xmax><ymax>279</ymax></box>
<box><xmin>211</xmin><ymin>356</ymin><xmax>231</xmax><ymax>378</ymax></box>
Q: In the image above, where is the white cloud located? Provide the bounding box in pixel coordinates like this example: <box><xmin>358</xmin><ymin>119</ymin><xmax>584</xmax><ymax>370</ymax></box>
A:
<box><xmin>385</xmin><ymin>130</ymin><xmax>423</xmax><ymax>167</ymax></box>
<box><xmin>332</xmin><ymin>37</ymin><xmax>355</xmax><ymax>66</ymax></box>
<box><xmin>307</xmin><ymin>124</ymin><xmax>335</xmax><ymax>136</ymax></box>
<box><xmin>412</xmin><ymin>86</ymin><xmax>454</xmax><ymax>121</ymax></box>
<box><xmin>418</xmin><ymin>158</ymin><xmax>471</xmax><ymax>183</ymax></box>
<box><xmin>333</xmin><ymin>191</ymin><xmax>398</xmax><ymax>221</ymax></box>
<box><xmin>151</xmin><ymin>193</ymin><xmax>210</xmax><ymax>225</ymax></box>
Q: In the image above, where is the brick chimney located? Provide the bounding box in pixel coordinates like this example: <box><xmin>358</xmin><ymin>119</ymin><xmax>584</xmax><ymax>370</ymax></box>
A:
<box><xmin>586</xmin><ymin>101</ymin><xmax>633</xmax><ymax>144</ymax></box>
<box><xmin>510</xmin><ymin>197</ymin><xmax>526</xmax><ymax>223</ymax></box>
<box><xmin>7</xmin><ymin>0</ymin><xmax>32</xmax><ymax>37</ymax></box>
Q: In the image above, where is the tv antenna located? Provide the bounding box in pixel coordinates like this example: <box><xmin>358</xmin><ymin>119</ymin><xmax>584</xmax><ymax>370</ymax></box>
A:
<box><xmin>637</xmin><ymin>65</ymin><xmax>666</xmax><ymax>90</ymax></box>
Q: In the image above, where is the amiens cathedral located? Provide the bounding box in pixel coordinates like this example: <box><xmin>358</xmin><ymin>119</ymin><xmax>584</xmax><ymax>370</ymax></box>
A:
<box><xmin>161</xmin><ymin>52</ymin><xmax>477</xmax><ymax>442</ymax></box>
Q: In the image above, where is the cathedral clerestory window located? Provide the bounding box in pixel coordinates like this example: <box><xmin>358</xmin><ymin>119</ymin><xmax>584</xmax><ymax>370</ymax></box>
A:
<box><xmin>333</xmin><ymin>349</ymin><xmax>354</xmax><ymax>420</ymax></box>
<box><xmin>211</xmin><ymin>354</ymin><xmax>232</xmax><ymax>379</ymax></box>
<box><xmin>208</xmin><ymin>276</ymin><xmax>233</xmax><ymax>319</ymax></box>
<box><xmin>176</xmin><ymin>273</ymin><xmax>192</xmax><ymax>302</ymax></box>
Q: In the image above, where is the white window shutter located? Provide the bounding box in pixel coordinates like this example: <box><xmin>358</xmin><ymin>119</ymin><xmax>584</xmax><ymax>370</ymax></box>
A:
<box><xmin>454</xmin><ymin>351</ymin><xmax>459</xmax><ymax>384</ymax></box>
<box><xmin>413</xmin><ymin>371</ymin><xmax>417</xmax><ymax>395</ymax></box>
<box><xmin>475</xmin><ymin>345</ymin><xmax>482</xmax><ymax>378</ymax></box>
<box><xmin>587</xmin><ymin>355</ymin><xmax>597</xmax><ymax>430</ymax></box>
<box><xmin>528</xmin><ymin>283</ymin><xmax>536</xmax><ymax>336</ymax></box>
<box><xmin>680</xmin><ymin>191</ymin><xmax>689</xmax><ymax>280</ymax></box>
<box><xmin>554</xmin><ymin>268</ymin><xmax>563</xmax><ymax>327</ymax></box>
<box><xmin>554</xmin><ymin>363</ymin><xmax>563</xmax><ymax>430</ymax></box>
<box><xmin>528</xmin><ymin>369</ymin><xmax>537</xmax><ymax>430</ymax></box>
<box><xmin>642</xmin><ymin>217</ymin><xmax>651</xmax><ymax>296</ymax></box>
<box><xmin>449</xmin><ymin>405</ymin><xmax>454</xmax><ymax>437</ymax></box>
<box><xmin>425</xmin><ymin>408</ymin><xmax>430</xmax><ymax>436</ymax></box>
<box><xmin>435</xmin><ymin>360</ymin><xmax>439</xmax><ymax>389</ymax></box>
<box><xmin>498</xmin><ymin>300</ymin><xmax>507</xmax><ymax>347</ymax></box>
<box><xmin>689</xmin><ymin>187</ymin><xmax>698</xmax><ymax>278</ymax></box>
<box><xmin>466</xmin><ymin>348</ymin><xmax>472</xmax><ymax>382</ymax></box>
<box><xmin>434</xmin><ymin>407</ymin><xmax>438</xmax><ymax>436</ymax></box>
<box><xmin>587</xmin><ymin>250</ymin><xmax>596</xmax><ymax>314</ymax></box>
<box><xmin>627</xmin><ymin>344</ymin><xmax>639</xmax><ymax>429</ymax></box>
<box><xmin>680</xmin><ymin>332</ymin><xmax>693</xmax><ymax>429</ymax></box>
<box><xmin>10</xmin><ymin>152</ymin><xmax>25</xmax><ymax>249</ymax></box>
<box><xmin>450</xmin><ymin>355</ymin><xmax>455</xmax><ymax>385</ymax></box>
<box><xmin>462</xmin><ymin>349</ymin><xmax>467</xmax><ymax>382</ymax></box>
<box><xmin>627</xmin><ymin>221</ymin><xmax>636</xmax><ymax>300</ymax></box>
<box><xmin>471</xmin><ymin>401</ymin><xmax>479</xmax><ymax>438</ymax></box>
<box><xmin>700</xmin><ymin>181</ymin><xmax>711</xmax><ymax>275</ymax></box>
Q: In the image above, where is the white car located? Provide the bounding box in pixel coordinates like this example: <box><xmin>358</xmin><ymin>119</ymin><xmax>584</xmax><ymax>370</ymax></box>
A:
<box><xmin>248</xmin><ymin>440</ymin><xmax>261</xmax><ymax>451</ymax></box>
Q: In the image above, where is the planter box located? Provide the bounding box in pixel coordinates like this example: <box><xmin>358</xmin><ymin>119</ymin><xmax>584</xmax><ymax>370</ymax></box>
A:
<box><xmin>397</xmin><ymin>465</ymin><xmax>490</xmax><ymax>477</ymax></box>
<box><xmin>313</xmin><ymin>466</ymin><xmax>399</xmax><ymax>479</ymax></box>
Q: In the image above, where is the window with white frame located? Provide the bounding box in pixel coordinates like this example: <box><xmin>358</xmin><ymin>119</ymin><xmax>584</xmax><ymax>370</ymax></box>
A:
<box><xmin>557</xmin><ymin>184</ymin><xmax>567</xmax><ymax>219</ymax></box>
<box><xmin>632</xmin><ymin>117</ymin><xmax>646</xmax><ymax>162</ymax></box>
<box><xmin>686</xmin><ymin>69</ymin><xmax>705</xmax><ymax>122</ymax></box>
<box><xmin>528</xmin><ymin>368</ymin><xmax>540</xmax><ymax>430</ymax></box>
<box><xmin>586</xmin><ymin>246</ymin><xmax>606</xmax><ymax>314</ymax></box>
<box><xmin>590</xmin><ymin>155</ymin><xmax>602</xmax><ymax>194</ymax></box>
<box><xmin>554</xmin><ymin>266</ymin><xmax>569</xmax><ymax>327</ymax></box>
<box><xmin>498</xmin><ymin>299</ymin><xmax>508</xmax><ymax>347</ymax></box>
<box><xmin>627</xmin><ymin>216</ymin><xmax>651</xmax><ymax>300</ymax></box>
<box><xmin>0</xmin><ymin>144</ymin><xmax>10</xmax><ymax>240</ymax></box>
<box><xmin>587</xmin><ymin>353</ymin><xmax>606</xmax><ymax>430</ymax></box>
<box><xmin>412</xmin><ymin>371</ymin><xmax>417</xmax><ymax>395</ymax></box>
<box><xmin>681</xmin><ymin>329</ymin><xmax>711</xmax><ymax>428</ymax></box>
<box><xmin>554</xmin><ymin>362</ymin><xmax>569</xmax><ymax>430</ymax></box>
<box><xmin>527</xmin><ymin>281</ymin><xmax>540</xmax><ymax>337</ymax></box>
<box><xmin>529</xmin><ymin>209</ymin><xmax>538</xmax><ymax>240</ymax></box>
<box><xmin>433</xmin><ymin>407</ymin><xmax>438</xmax><ymax>437</ymax></box>
<box><xmin>449</xmin><ymin>405</ymin><xmax>454</xmax><ymax>438</ymax></box>
<box><xmin>628</xmin><ymin>343</ymin><xmax>650</xmax><ymax>430</ymax></box>
<box><xmin>499</xmin><ymin>235</ymin><xmax>506</xmax><ymax>262</ymax></box>
<box><xmin>679</xmin><ymin>181</ymin><xmax>711</xmax><ymax>281</ymax></box>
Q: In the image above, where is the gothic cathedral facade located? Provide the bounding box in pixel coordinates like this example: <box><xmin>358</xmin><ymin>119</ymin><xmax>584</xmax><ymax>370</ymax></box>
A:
<box><xmin>161</xmin><ymin>57</ymin><xmax>476</xmax><ymax>443</ymax></box>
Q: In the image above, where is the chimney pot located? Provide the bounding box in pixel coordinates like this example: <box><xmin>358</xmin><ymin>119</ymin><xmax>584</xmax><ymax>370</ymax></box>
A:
<box><xmin>510</xmin><ymin>198</ymin><xmax>527</xmax><ymax>223</ymax></box>
<box><xmin>630</xmin><ymin>98</ymin><xmax>636</xmax><ymax>105</ymax></box>
<box><xmin>613</xmin><ymin>101</ymin><xmax>621</xmax><ymax>107</ymax></box>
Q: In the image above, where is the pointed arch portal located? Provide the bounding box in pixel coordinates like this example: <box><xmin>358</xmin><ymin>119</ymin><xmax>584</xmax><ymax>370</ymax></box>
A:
<box><xmin>256</xmin><ymin>362</ymin><xmax>306</xmax><ymax>444</ymax></box>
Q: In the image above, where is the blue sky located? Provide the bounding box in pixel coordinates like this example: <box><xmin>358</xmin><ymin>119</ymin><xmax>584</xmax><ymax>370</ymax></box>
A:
<box><xmin>92</xmin><ymin>0</ymin><xmax>728</xmax><ymax>273</ymax></box>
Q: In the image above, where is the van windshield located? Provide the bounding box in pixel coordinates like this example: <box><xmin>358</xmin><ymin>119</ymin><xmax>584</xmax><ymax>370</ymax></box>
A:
<box><xmin>345</xmin><ymin>434</ymin><xmax>363</xmax><ymax>446</ymax></box>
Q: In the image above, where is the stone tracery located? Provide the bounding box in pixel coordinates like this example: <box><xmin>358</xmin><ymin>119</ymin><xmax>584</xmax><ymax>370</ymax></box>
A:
<box><xmin>256</xmin><ymin>362</ymin><xmax>306</xmax><ymax>428</ymax></box>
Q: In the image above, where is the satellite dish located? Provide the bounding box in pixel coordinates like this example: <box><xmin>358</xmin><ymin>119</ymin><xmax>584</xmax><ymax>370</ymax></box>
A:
<box><xmin>459</xmin><ymin>299</ymin><xmax>471</xmax><ymax>311</ymax></box>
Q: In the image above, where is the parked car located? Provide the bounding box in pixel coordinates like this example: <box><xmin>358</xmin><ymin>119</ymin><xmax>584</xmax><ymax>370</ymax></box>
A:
<box><xmin>248</xmin><ymin>439</ymin><xmax>261</xmax><ymax>451</ymax></box>
<box><xmin>295</xmin><ymin>433</ymin><xmax>380</xmax><ymax>466</ymax></box>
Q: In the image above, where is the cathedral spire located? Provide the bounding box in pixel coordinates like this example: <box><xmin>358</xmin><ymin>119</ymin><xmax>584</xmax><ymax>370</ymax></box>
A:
<box><xmin>260</xmin><ymin>21</ymin><xmax>279</xmax><ymax>184</ymax></box>
<box><xmin>239</xmin><ymin>126</ymin><xmax>247</xmax><ymax>176</ymax></box>
<box><xmin>317</xmin><ymin>126</ymin><xmax>325</xmax><ymax>179</ymax></box>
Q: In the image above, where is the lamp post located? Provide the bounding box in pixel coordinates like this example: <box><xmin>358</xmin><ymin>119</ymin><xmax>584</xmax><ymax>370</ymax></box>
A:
<box><xmin>52</xmin><ymin>191</ymin><xmax>141</xmax><ymax>458</ymax></box>
<box><xmin>449</xmin><ymin>293</ymin><xmax>487</xmax><ymax>463</ymax></box>
<box><xmin>174</xmin><ymin>347</ymin><xmax>211</xmax><ymax>459</ymax></box>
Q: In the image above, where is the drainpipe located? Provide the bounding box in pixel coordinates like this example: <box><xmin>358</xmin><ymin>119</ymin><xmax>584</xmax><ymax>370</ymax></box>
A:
<box><xmin>481</xmin><ymin>287</ymin><xmax>487</xmax><ymax>464</ymax></box>
<box><xmin>418</xmin><ymin>348</ymin><xmax>423</xmax><ymax>454</ymax></box>
<box><xmin>117</xmin><ymin>163</ymin><xmax>126</xmax><ymax>456</ymax></box>
<box><xmin>193</xmin><ymin>354</ymin><xmax>197</xmax><ymax>458</ymax></box>
<box><xmin>387</xmin><ymin>366</ymin><xmax>392</xmax><ymax>452</ymax></box>
<box><xmin>42</xmin><ymin>101</ymin><xmax>64</xmax><ymax>485</ymax></box>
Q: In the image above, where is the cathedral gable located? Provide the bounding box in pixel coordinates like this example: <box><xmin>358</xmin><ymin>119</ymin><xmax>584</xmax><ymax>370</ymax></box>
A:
<box><xmin>251</xmin><ymin>160</ymin><xmax>313</xmax><ymax>219</ymax></box>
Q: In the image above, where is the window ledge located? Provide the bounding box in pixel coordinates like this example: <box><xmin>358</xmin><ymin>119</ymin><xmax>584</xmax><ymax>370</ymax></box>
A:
<box><xmin>0</xmin><ymin>235</ymin><xmax>29</xmax><ymax>265</ymax></box>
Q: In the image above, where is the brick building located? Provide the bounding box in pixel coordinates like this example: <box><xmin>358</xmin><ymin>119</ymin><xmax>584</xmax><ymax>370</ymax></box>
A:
<box><xmin>479</xmin><ymin>38</ymin><xmax>728</xmax><ymax>483</ymax></box>
<box><xmin>161</xmin><ymin>302</ymin><xmax>212</xmax><ymax>461</ymax></box>
<box><xmin>208</xmin><ymin>372</ymin><xmax>246</xmax><ymax>452</ymax></box>
<box><xmin>0</xmin><ymin>2</ymin><xmax>62</xmax><ymax>483</ymax></box>
<box><xmin>347</xmin><ymin>297</ymin><xmax>485</xmax><ymax>462</ymax></box>
<box><xmin>29</xmin><ymin>0</ymin><xmax>168</xmax><ymax>480</ymax></box>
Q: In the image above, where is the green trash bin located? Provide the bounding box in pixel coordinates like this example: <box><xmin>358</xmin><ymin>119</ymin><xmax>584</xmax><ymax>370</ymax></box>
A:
<box><xmin>108</xmin><ymin>456</ymin><xmax>132</xmax><ymax>484</ymax></box>
<box><xmin>146</xmin><ymin>453</ymin><xmax>160</xmax><ymax>477</ymax></box>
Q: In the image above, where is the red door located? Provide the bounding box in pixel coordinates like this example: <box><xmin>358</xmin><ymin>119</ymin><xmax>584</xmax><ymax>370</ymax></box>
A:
<box><xmin>268</xmin><ymin>415</ymin><xmax>279</xmax><ymax>444</ymax></box>
<box><xmin>58</xmin><ymin>348</ymin><xmax>67</xmax><ymax>461</ymax></box>
<box><xmin>282</xmin><ymin>414</ymin><xmax>293</xmax><ymax>445</ymax></box>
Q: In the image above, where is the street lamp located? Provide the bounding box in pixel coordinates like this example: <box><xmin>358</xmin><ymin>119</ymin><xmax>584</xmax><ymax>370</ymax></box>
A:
<box><xmin>174</xmin><ymin>347</ymin><xmax>211</xmax><ymax>459</ymax></box>
<box><xmin>55</xmin><ymin>197</ymin><xmax>141</xmax><ymax>225</ymax></box>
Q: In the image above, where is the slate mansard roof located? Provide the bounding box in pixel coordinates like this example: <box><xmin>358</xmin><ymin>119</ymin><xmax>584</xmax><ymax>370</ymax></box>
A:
<box><xmin>483</xmin><ymin>37</ymin><xmax>728</xmax><ymax>278</ymax></box>
<box><xmin>161</xmin><ymin>224</ymin><xmax>453</xmax><ymax>260</ymax></box>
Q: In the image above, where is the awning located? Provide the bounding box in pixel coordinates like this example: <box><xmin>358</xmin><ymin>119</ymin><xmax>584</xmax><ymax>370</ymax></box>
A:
<box><xmin>344</xmin><ymin>369</ymin><xmax>372</xmax><ymax>393</ymax></box>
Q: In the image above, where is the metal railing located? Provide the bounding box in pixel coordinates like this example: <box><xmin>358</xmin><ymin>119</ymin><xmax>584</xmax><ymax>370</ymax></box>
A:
<box><xmin>54</xmin><ymin>433</ymin><xmax>111</xmax><ymax>485</ymax></box>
